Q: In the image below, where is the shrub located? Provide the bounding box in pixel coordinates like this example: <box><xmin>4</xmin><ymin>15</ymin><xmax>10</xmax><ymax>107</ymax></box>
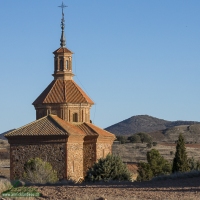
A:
<box><xmin>137</xmin><ymin>149</ymin><xmax>171</xmax><ymax>181</ymax></box>
<box><xmin>188</xmin><ymin>157</ymin><xmax>200</xmax><ymax>171</ymax></box>
<box><xmin>137</xmin><ymin>162</ymin><xmax>153</xmax><ymax>181</ymax></box>
<box><xmin>146</xmin><ymin>143</ymin><xmax>152</xmax><ymax>148</ymax></box>
<box><xmin>129</xmin><ymin>134</ymin><xmax>141</xmax><ymax>143</ymax></box>
<box><xmin>23</xmin><ymin>157</ymin><xmax>58</xmax><ymax>184</ymax></box>
<box><xmin>129</xmin><ymin>132</ymin><xmax>152</xmax><ymax>143</ymax></box>
<box><xmin>85</xmin><ymin>154</ymin><xmax>132</xmax><ymax>182</ymax></box>
<box><xmin>172</xmin><ymin>134</ymin><xmax>189</xmax><ymax>173</ymax></box>
<box><xmin>116</xmin><ymin>136</ymin><xmax>127</xmax><ymax>144</ymax></box>
<box><xmin>152</xmin><ymin>142</ymin><xmax>157</xmax><ymax>146</ymax></box>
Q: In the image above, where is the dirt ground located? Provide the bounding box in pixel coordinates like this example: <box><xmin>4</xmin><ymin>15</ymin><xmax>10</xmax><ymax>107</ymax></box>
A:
<box><xmin>32</xmin><ymin>176</ymin><xmax>200</xmax><ymax>200</ymax></box>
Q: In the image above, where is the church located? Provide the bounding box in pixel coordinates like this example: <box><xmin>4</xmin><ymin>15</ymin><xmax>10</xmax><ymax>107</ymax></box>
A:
<box><xmin>5</xmin><ymin>3</ymin><xmax>116</xmax><ymax>181</ymax></box>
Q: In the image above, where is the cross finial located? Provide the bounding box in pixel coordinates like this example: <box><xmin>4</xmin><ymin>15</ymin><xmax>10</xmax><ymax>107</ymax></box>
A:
<box><xmin>58</xmin><ymin>2</ymin><xmax>67</xmax><ymax>15</ymax></box>
<box><xmin>58</xmin><ymin>2</ymin><xmax>67</xmax><ymax>47</ymax></box>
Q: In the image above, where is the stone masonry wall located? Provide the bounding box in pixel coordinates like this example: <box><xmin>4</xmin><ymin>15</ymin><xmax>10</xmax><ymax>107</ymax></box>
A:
<box><xmin>10</xmin><ymin>143</ymin><xmax>65</xmax><ymax>180</ymax></box>
<box><xmin>67</xmin><ymin>143</ymin><xmax>83</xmax><ymax>181</ymax></box>
<box><xmin>83</xmin><ymin>142</ymin><xmax>96</xmax><ymax>177</ymax></box>
<box><xmin>96</xmin><ymin>142</ymin><xmax>112</xmax><ymax>160</ymax></box>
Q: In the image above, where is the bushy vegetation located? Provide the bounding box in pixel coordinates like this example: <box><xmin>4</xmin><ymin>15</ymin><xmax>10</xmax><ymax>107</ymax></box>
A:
<box><xmin>188</xmin><ymin>157</ymin><xmax>200</xmax><ymax>171</ymax></box>
<box><xmin>128</xmin><ymin>132</ymin><xmax>152</xmax><ymax>144</ymax></box>
<box><xmin>85</xmin><ymin>154</ymin><xmax>132</xmax><ymax>182</ymax></box>
<box><xmin>172</xmin><ymin>134</ymin><xmax>189</xmax><ymax>173</ymax></box>
<box><xmin>116</xmin><ymin>136</ymin><xmax>127</xmax><ymax>144</ymax></box>
<box><xmin>23</xmin><ymin>157</ymin><xmax>58</xmax><ymax>184</ymax></box>
<box><xmin>137</xmin><ymin>149</ymin><xmax>171</xmax><ymax>181</ymax></box>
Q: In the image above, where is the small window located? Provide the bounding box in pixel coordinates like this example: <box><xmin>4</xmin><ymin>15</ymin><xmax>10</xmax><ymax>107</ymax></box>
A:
<box><xmin>66</xmin><ymin>60</ymin><xmax>68</xmax><ymax>69</ymax></box>
<box><xmin>60</xmin><ymin>59</ymin><xmax>63</xmax><ymax>70</ymax></box>
<box><xmin>55</xmin><ymin>60</ymin><xmax>58</xmax><ymax>71</ymax></box>
<box><xmin>73</xmin><ymin>113</ymin><xmax>78</xmax><ymax>122</ymax></box>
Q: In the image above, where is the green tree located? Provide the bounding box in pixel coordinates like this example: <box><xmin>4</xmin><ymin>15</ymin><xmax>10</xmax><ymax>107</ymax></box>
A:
<box><xmin>172</xmin><ymin>134</ymin><xmax>189</xmax><ymax>173</ymax></box>
<box><xmin>137</xmin><ymin>162</ymin><xmax>153</xmax><ymax>181</ymax></box>
<box><xmin>146</xmin><ymin>143</ymin><xmax>152</xmax><ymax>148</ymax></box>
<box><xmin>23</xmin><ymin>157</ymin><xmax>58</xmax><ymax>184</ymax></box>
<box><xmin>188</xmin><ymin>157</ymin><xmax>200</xmax><ymax>171</ymax></box>
<box><xmin>129</xmin><ymin>132</ymin><xmax>152</xmax><ymax>143</ymax></box>
<box><xmin>137</xmin><ymin>149</ymin><xmax>171</xmax><ymax>181</ymax></box>
<box><xmin>138</xmin><ymin>133</ymin><xmax>152</xmax><ymax>143</ymax></box>
<box><xmin>129</xmin><ymin>134</ymin><xmax>141</xmax><ymax>143</ymax></box>
<box><xmin>116</xmin><ymin>136</ymin><xmax>127</xmax><ymax>144</ymax></box>
<box><xmin>85</xmin><ymin>154</ymin><xmax>132</xmax><ymax>182</ymax></box>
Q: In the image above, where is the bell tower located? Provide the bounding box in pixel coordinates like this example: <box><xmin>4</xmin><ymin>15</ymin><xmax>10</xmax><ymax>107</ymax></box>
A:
<box><xmin>53</xmin><ymin>3</ymin><xmax>74</xmax><ymax>81</ymax></box>
<box><xmin>33</xmin><ymin>2</ymin><xmax>94</xmax><ymax>123</ymax></box>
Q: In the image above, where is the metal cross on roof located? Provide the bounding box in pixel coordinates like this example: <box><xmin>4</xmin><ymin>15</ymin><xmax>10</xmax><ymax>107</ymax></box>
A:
<box><xmin>58</xmin><ymin>2</ymin><xmax>67</xmax><ymax>14</ymax></box>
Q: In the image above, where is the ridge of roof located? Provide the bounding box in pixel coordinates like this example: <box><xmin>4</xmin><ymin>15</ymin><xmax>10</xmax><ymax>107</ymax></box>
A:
<box><xmin>70</xmin><ymin>80</ymin><xmax>94</xmax><ymax>104</ymax></box>
<box><xmin>49</xmin><ymin>115</ymin><xmax>85</xmax><ymax>136</ymax></box>
<box><xmin>32</xmin><ymin>80</ymin><xmax>55</xmax><ymax>105</ymax></box>
<box><xmin>84</xmin><ymin>123</ymin><xmax>116</xmax><ymax>138</ymax></box>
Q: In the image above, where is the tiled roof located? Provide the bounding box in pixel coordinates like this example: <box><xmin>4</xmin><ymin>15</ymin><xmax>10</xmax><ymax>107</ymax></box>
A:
<box><xmin>75</xmin><ymin>123</ymin><xmax>97</xmax><ymax>136</ymax></box>
<box><xmin>75</xmin><ymin>123</ymin><xmax>116</xmax><ymax>138</ymax></box>
<box><xmin>53</xmin><ymin>47</ymin><xmax>73</xmax><ymax>54</ymax></box>
<box><xmin>5</xmin><ymin>115</ymin><xmax>115</xmax><ymax>139</ymax></box>
<box><xmin>33</xmin><ymin>80</ymin><xmax>94</xmax><ymax>105</ymax></box>
<box><xmin>5</xmin><ymin>115</ymin><xmax>85</xmax><ymax>137</ymax></box>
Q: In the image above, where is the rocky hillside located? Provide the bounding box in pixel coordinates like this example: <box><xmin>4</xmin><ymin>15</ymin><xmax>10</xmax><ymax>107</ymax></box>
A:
<box><xmin>105</xmin><ymin>115</ymin><xmax>199</xmax><ymax>136</ymax></box>
<box><xmin>159</xmin><ymin>124</ymin><xmax>200</xmax><ymax>143</ymax></box>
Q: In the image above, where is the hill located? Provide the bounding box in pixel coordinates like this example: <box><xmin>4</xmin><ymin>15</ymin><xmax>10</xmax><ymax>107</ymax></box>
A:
<box><xmin>105</xmin><ymin>115</ymin><xmax>199</xmax><ymax>136</ymax></box>
<box><xmin>0</xmin><ymin>129</ymin><xmax>15</xmax><ymax>140</ymax></box>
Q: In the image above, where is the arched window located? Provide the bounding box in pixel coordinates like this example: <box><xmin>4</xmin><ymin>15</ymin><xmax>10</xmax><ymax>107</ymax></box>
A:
<box><xmin>73</xmin><ymin>113</ymin><xmax>78</xmax><ymax>122</ymax></box>
<box><xmin>60</xmin><ymin>59</ymin><xmax>63</xmax><ymax>71</ymax></box>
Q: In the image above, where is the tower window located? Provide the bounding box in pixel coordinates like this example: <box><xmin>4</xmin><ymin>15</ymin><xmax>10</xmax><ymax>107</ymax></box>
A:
<box><xmin>73</xmin><ymin>113</ymin><xmax>78</xmax><ymax>122</ymax></box>
<box><xmin>60</xmin><ymin>59</ymin><xmax>63</xmax><ymax>70</ymax></box>
<box><xmin>55</xmin><ymin>60</ymin><xmax>58</xmax><ymax>71</ymax></box>
<box><xmin>66</xmin><ymin>60</ymin><xmax>68</xmax><ymax>69</ymax></box>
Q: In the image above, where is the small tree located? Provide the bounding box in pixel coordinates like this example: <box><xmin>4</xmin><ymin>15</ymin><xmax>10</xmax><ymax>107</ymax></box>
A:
<box><xmin>85</xmin><ymin>154</ymin><xmax>131</xmax><ymax>182</ymax></box>
<box><xmin>137</xmin><ymin>162</ymin><xmax>153</xmax><ymax>181</ymax></box>
<box><xmin>152</xmin><ymin>142</ymin><xmax>157</xmax><ymax>146</ymax></box>
<box><xmin>137</xmin><ymin>149</ymin><xmax>171</xmax><ymax>181</ymax></box>
<box><xmin>23</xmin><ymin>157</ymin><xmax>58</xmax><ymax>184</ymax></box>
<box><xmin>172</xmin><ymin>134</ymin><xmax>189</xmax><ymax>173</ymax></box>
<box><xmin>116</xmin><ymin>136</ymin><xmax>127</xmax><ymax>144</ymax></box>
<box><xmin>129</xmin><ymin>134</ymin><xmax>141</xmax><ymax>143</ymax></box>
<box><xmin>146</xmin><ymin>143</ymin><xmax>152</xmax><ymax>148</ymax></box>
<box><xmin>188</xmin><ymin>157</ymin><xmax>200</xmax><ymax>171</ymax></box>
<box><xmin>138</xmin><ymin>133</ymin><xmax>152</xmax><ymax>143</ymax></box>
<box><xmin>129</xmin><ymin>133</ymin><xmax>152</xmax><ymax>143</ymax></box>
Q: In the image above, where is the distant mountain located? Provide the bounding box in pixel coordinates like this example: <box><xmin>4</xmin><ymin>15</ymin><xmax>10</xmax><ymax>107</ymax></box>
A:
<box><xmin>0</xmin><ymin>129</ymin><xmax>15</xmax><ymax>140</ymax></box>
<box><xmin>105</xmin><ymin>115</ymin><xmax>199</xmax><ymax>136</ymax></box>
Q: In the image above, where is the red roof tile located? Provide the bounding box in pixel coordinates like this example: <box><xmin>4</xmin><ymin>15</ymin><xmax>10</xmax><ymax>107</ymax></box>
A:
<box><xmin>75</xmin><ymin>123</ymin><xmax>116</xmax><ymax>138</ymax></box>
<box><xmin>33</xmin><ymin>80</ymin><xmax>94</xmax><ymax>105</ymax></box>
<box><xmin>53</xmin><ymin>47</ymin><xmax>73</xmax><ymax>54</ymax></box>
<box><xmin>5</xmin><ymin>115</ymin><xmax>85</xmax><ymax>137</ymax></box>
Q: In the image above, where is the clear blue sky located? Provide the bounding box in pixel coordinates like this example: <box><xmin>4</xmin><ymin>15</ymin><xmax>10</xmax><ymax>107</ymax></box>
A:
<box><xmin>1</xmin><ymin>0</ymin><xmax>200</xmax><ymax>133</ymax></box>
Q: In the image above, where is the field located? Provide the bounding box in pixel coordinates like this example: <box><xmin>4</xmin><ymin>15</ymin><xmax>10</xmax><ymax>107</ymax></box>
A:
<box><xmin>1</xmin><ymin>139</ymin><xmax>200</xmax><ymax>179</ymax></box>
<box><xmin>1</xmin><ymin>139</ymin><xmax>200</xmax><ymax>199</ymax></box>
<box><xmin>112</xmin><ymin>142</ymin><xmax>200</xmax><ymax>163</ymax></box>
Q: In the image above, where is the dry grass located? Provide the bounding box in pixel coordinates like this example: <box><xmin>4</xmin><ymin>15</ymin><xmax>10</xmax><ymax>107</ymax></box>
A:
<box><xmin>112</xmin><ymin>142</ymin><xmax>200</xmax><ymax>163</ymax></box>
<box><xmin>0</xmin><ymin>178</ymin><xmax>12</xmax><ymax>193</ymax></box>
